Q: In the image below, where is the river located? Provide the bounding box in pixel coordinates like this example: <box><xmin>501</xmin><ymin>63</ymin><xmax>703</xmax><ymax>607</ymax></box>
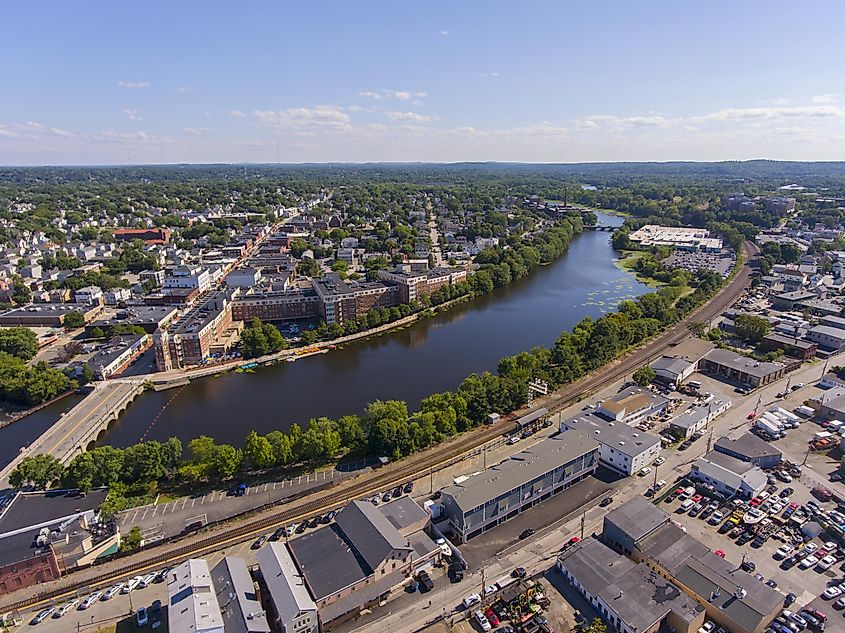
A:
<box><xmin>1</xmin><ymin>212</ymin><xmax>650</xmax><ymax>455</ymax></box>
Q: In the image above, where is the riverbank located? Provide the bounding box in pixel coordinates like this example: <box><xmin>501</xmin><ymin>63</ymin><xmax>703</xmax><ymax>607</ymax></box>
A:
<box><xmin>613</xmin><ymin>250</ymin><xmax>664</xmax><ymax>287</ymax></box>
<box><xmin>150</xmin><ymin>295</ymin><xmax>472</xmax><ymax>388</ymax></box>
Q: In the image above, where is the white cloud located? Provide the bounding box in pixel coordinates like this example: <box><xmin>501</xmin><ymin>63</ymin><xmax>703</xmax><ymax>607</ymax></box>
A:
<box><xmin>697</xmin><ymin>105</ymin><xmax>845</xmax><ymax>121</ymax></box>
<box><xmin>24</xmin><ymin>121</ymin><xmax>45</xmax><ymax>129</ymax></box>
<box><xmin>440</xmin><ymin>29</ymin><xmax>450</xmax><ymax>36</ymax></box>
<box><xmin>123</xmin><ymin>109</ymin><xmax>143</xmax><ymax>121</ymax></box>
<box><xmin>117</xmin><ymin>81</ymin><xmax>151</xmax><ymax>89</ymax></box>
<box><xmin>577</xmin><ymin>114</ymin><xmax>677</xmax><ymax>130</ymax></box>
<box><xmin>811</xmin><ymin>94</ymin><xmax>838</xmax><ymax>103</ymax></box>
<box><xmin>184</xmin><ymin>127</ymin><xmax>210</xmax><ymax>134</ymax></box>
<box><xmin>228</xmin><ymin>110</ymin><xmax>246</xmax><ymax>118</ymax></box>
<box><xmin>48</xmin><ymin>127</ymin><xmax>74</xmax><ymax>138</ymax></box>
<box><xmin>386</xmin><ymin>111</ymin><xmax>436</xmax><ymax>123</ymax></box>
<box><xmin>0</xmin><ymin>125</ymin><xmax>18</xmax><ymax>138</ymax></box>
<box><xmin>481</xmin><ymin>72</ymin><xmax>499</xmax><ymax>78</ymax></box>
<box><xmin>175</xmin><ymin>86</ymin><xmax>194</xmax><ymax>93</ymax></box>
<box><xmin>359</xmin><ymin>89</ymin><xmax>427</xmax><ymax>101</ymax></box>
<box><xmin>254</xmin><ymin>106</ymin><xmax>351</xmax><ymax>131</ymax></box>
<box><xmin>347</xmin><ymin>105</ymin><xmax>377</xmax><ymax>113</ymax></box>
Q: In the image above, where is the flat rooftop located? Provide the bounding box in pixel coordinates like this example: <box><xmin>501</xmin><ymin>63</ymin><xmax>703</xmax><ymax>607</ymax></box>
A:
<box><xmin>0</xmin><ymin>489</ymin><xmax>108</xmax><ymax>537</ymax></box>
<box><xmin>603</xmin><ymin>496</ymin><xmax>670</xmax><ymax>544</ymax></box>
<box><xmin>557</xmin><ymin>537</ymin><xmax>635</xmax><ymax>596</ymax></box>
<box><xmin>288</xmin><ymin>524</ymin><xmax>370</xmax><ymax>600</ymax></box>
<box><xmin>561</xmin><ymin>413</ymin><xmax>660</xmax><ymax>457</ymax></box>
<box><xmin>702</xmin><ymin>348</ymin><xmax>785</xmax><ymax>379</ymax></box>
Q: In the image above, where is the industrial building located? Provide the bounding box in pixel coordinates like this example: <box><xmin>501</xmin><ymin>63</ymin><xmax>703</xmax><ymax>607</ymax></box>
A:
<box><xmin>714</xmin><ymin>433</ymin><xmax>783</xmax><ymax>469</ymax></box>
<box><xmin>0</xmin><ymin>489</ymin><xmax>114</xmax><ymax>596</ymax></box>
<box><xmin>600</xmin><ymin>499</ymin><xmax>783</xmax><ymax>633</ymax></box>
<box><xmin>557</xmin><ymin>538</ymin><xmax>704</xmax><ymax>633</ymax></box>
<box><xmin>440</xmin><ymin>430</ymin><xmax>599</xmax><ymax>542</ymax></box>
<box><xmin>558</xmin><ymin>413</ymin><xmax>661</xmax><ymax>476</ymax></box>
<box><xmin>689</xmin><ymin>451</ymin><xmax>767</xmax><ymax>499</ymax></box>
<box><xmin>594</xmin><ymin>386</ymin><xmax>669</xmax><ymax>426</ymax></box>
<box><xmin>668</xmin><ymin>398</ymin><xmax>732</xmax><ymax>439</ymax></box>
<box><xmin>260</xmin><ymin>497</ymin><xmax>440</xmax><ymax>629</ymax></box>
<box><xmin>699</xmin><ymin>348</ymin><xmax>789</xmax><ymax>389</ymax></box>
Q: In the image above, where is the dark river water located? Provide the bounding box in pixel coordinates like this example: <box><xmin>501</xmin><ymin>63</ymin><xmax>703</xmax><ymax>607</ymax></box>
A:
<box><xmin>1</xmin><ymin>213</ymin><xmax>650</xmax><ymax>456</ymax></box>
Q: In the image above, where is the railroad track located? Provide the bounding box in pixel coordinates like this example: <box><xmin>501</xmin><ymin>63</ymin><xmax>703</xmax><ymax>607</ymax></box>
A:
<box><xmin>0</xmin><ymin>243</ymin><xmax>756</xmax><ymax>615</ymax></box>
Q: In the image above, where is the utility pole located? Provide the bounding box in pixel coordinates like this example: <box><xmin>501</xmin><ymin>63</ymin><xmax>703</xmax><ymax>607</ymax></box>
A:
<box><xmin>707</xmin><ymin>430</ymin><xmax>713</xmax><ymax>454</ymax></box>
<box><xmin>803</xmin><ymin>445</ymin><xmax>811</xmax><ymax>466</ymax></box>
<box><xmin>822</xmin><ymin>358</ymin><xmax>830</xmax><ymax>380</ymax></box>
<box><xmin>429</xmin><ymin>467</ymin><xmax>434</xmax><ymax>495</ymax></box>
<box><xmin>580</xmin><ymin>512</ymin><xmax>586</xmax><ymax>539</ymax></box>
<box><xmin>653</xmin><ymin>464</ymin><xmax>659</xmax><ymax>490</ymax></box>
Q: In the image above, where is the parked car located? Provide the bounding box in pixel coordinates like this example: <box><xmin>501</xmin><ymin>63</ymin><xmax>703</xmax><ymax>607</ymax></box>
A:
<box><xmin>136</xmin><ymin>606</ymin><xmax>149</xmax><ymax>626</ymax></box>
<box><xmin>473</xmin><ymin>610</ymin><xmax>492</xmax><ymax>632</ymax></box>
<box><xmin>31</xmin><ymin>608</ymin><xmax>55</xmax><ymax>625</ymax></box>
<box><xmin>462</xmin><ymin>593</ymin><xmax>481</xmax><ymax>609</ymax></box>
<box><xmin>53</xmin><ymin>600</ymin><xmax>79</xmax><ymax>618</ymax></box>
<box><xmin>150</xmin><ymin>600</ymin><xmax>162</xmax><ymax>629</ymax></box>
<box><xmin>600</xmin><ymin>496</ymin><xmax>613</xmax><ymax>507</ymax></box>
<box><xmin>122</xmin><ymin>576</ymin><xmax>143</xmax><ymax>593</ymax></box>
<box><xmin>101</xmin><ymin>583</ymin><xmax>123</xmax><ymax>600</ymax></box>
<box><xmin>417</xmin><ymin>570</ymin><xmax>434</xmax><ymax>592</ymax></box>
<box><xmin>251</xmin><ymin>535</ymin><xmax>267</xmax><ymax>550</ymax></box>
<box><xmin>79</xmin><ymin>592</ymin><xmax>102</xmax><ymax>610</ymax></box>
<box><xmin>403</xmin><ymin>482</ymin><xmax>414</xmax><ymax>494</ymax></box>
<box><xmin>519</xmin><ymin>528</ymin><xmax>535</xmax><ymax>540</ymax></box>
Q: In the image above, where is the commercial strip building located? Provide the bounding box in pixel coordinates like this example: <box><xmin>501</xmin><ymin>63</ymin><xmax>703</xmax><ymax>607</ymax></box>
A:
<box><xmin>113</xmin><ymin>227</ymin><xmax>171</xmax><ymax>244</ymax></box>
<box><xmin>807</xmin><ymin>325</ymin><xmax>845</xmax><ymax>352</ymax></box>
<box><xmin>668</xmin><ymin>397</ymin><xmax>732</xmax><ymax>439</ymax></box>
<box><xmin>0</xmin><ymin>489</ymin><xmax>114</xmax><ymax>596</ymax></box>
<box><xmin>210</xmin><ymin>556</ymin><xmax>271</xmax><ymax>633</ymax></box>
<box><xmin>759</xmin><ymin>332</ymin><xmax>818</xmax><ymax>360</ymax></box>
<box><xmin>167</xmin><ymin>559</ymin><xmax>225</xmax><ymax>633</ymax></box>
<box><xmin>0</xmin><ymin>302</ymin><xmax>101</xmax><ymax>327</ymax></box>
<box><xmin>599</xmin><ymin>499</ymin><xmax>783</xmax><ymax>633</ymax></box>
<box><xmin>83</xmin><ymin>332</ymin><xmax>150</xmax><ymax>379</ymax></box>
<box><xmin>689</xmin><ymin>451</ymin><xmax>768</xmax><ymax>499</ymax></box>
<box><xmin>714</xmin><ymin>433</ymin><xmax>783</xmax><ymax>469</ymax></box>
<box><xmin>628</xmin><ymin>225</ymin><xmax>722</xmax><ymax>251</ymax></box>
<box><xmin>699</xmin><ymin>348</ymin><xmax>790</xmax><ymax>389</ymax></box>
<box><xmin>440</xmin><ymin>430</ymin><xmax>599</xmax><ymax>542</ymax></box>
<box><xmin>557</xmin><ymin>537</ymin><xmax>705</xmax><ymax>633</ymax></box>
<box><xmin>558</xmin><ymin>413</ymin><xmax>661</xmax><ymax>476</ymax></box>
<box><xmin>258</xmin><ymin>497</ymin><xmax>440</xmax><ymax>629</ymax></box>
<box><xmin>85</xmin><ymin>305</ymin><xmax>178</xmax><ymax>336</ymax></box>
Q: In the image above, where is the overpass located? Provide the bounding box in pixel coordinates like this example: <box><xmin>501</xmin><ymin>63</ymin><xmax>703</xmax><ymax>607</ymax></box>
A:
<box><xmin>0</xmin><ymin>379</ymin><xmax>145</xmax><ymax>484</ymax></box>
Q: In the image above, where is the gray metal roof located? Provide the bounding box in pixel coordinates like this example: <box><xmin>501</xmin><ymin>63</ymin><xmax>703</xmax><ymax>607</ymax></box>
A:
<box><xmin>809</xmin><ymin>325</ymin><xmax>845</xmax><ymax>341</ymax></box>
<box><xmin>334</xmin><ymin>500</ymin><xmax>412</xmax><ymax>572</ymax></box>
<box><xmin>257</xmin><ymin>543</ymin><xmax>316</xmax><ymax>620</ymax></box>
<box><xmin>703</xmin><ymin>348</ymin><xmax>785</xmax><ymax>379</ymax></box>
<box><xmin>599</xmin><ymin>563</ymin><xmax>703</xmax><ymax>631</ymax></box>
<box><xmin>560</xmin><ymin>413</ymin><xmax>661</xmax><ymax>457</ymax></box>
<box><xmin>692</xmin><ymin>451</ymin><xmax>768</xmax><ymax>492</ymax></box>
<box><xmin>557</xmin><ymin>537</ymin><xmax>635</xmax><ymax>597</ymax></box>
<box><xmin>212</xmin><ymin>556</ymin><xmax>271</xmax><ymax>633</ymax></box>
<box><xmin>636</xmin><ymin>523</ymin><xmax>710</xmax><ymax>576</ymax></box>
<box><xmin>670</xmin><ymin>398</ymin><xmax>731</xmax><ymax>431</ymax></box>
<box><xmin>673</xmin><ymin>553</ymin><xmax>783</xmax><ymax>632</ymax></box>
<box><xmin>603</xmin><ymin>497</ymin><xmax>671</xmax><ymax>545</ymax></box>
<box><xmin>650</xmin><ymin>356</ymin><xmax>693</xmax><ymax>376</ymax></box>
<box><xmin>714</xmin><ymin>433</ymin><xmax>783</xmax><ymax>461</ymax></box>
<box><xmin>440</xmin><ymin>431</ymin><xmax>599</xmax><ymax>514</ymax></box>
<box><xmin>288</xmin><ymin>525</ymin><xmax>368</xmax><ymax>600</ymax></box>
<box><xmin>0</xmin><ymin>489</ymin><xmax>108</xmax><ymax>538</ymax></box>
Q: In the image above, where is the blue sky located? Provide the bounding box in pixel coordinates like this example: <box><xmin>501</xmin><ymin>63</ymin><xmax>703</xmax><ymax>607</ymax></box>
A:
<box><xmin>2</xmin><ymin>0</ymin><xmax>844</xmax><ymax>164</ymax></box>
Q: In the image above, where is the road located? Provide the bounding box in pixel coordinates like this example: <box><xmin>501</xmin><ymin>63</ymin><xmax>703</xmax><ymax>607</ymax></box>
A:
<box><xmin>427</xmin><ymin>203</ymin><xmax>444</xmax><ymax>266</ymax></box>
<box><xmin>0</xmin><ymin>243</ymin><xmax>757</xmax><ymax>614</ymax></box>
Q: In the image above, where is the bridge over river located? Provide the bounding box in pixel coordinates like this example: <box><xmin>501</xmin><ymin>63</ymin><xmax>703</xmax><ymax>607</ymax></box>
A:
<box><xmin>0</xmin><ymin>379</ymin><xmax>145</xmax><ymax>486</ymax></box>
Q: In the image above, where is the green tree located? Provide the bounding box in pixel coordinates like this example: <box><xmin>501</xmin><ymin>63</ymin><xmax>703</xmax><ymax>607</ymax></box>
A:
<box><xmin>10</xmin><ymin>275</ymin><xmax>31</xmax><ymax>304</ymax></box>
<box><xmin>244</xmin><ymin>431</ymin><xmax>275</xmax><ymax>469</ymax></box>
<box><xmin>581</xmin><ymin>618</ymin><xmax>608</xmax><ymax>633</ymax></box>
<box><xmin>120</xmin><ymin>526</ymin><xmax>143</xmax><ymax>552</ymax></box>
<box><xmin>266</xmin><ymin>431</ymin><xmax>293</xmax><ymax>466</ymax></box>
<box><xmin>0</xmin><ymin>327</ymin><xmax>39</xmax><ymax>360</ymax></box>
<box><xmin>211</xmin><ymin>444</ymin><xmax>243</xmax><ymax>479</ymax></box>
<box><xmin>9</xmin><ymin>454</ymin><xmax>65</xmax><ymax>490</ymax></box>
<box><xmin>633</xmin><ymin>365</ymin><xmax>656</xmax><ymax>387</ymax></box>
<box><xmin>735</xmin><ymin>314</ymin><xmax>771</xmax><ymax>344</ymax></box>
<box><xmin>64</xmin><ymin>452</ymin><xmax>97</xmax><ymax>492</ymax></box>
<box><xmin>63</xmin><ymin>311</ymin><xmax>86</xmax><ymax>329</ymax></box>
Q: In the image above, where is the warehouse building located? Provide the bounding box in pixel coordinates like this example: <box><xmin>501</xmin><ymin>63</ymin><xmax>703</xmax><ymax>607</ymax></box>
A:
<box><xmin>595</xmin><ymin>386</ymin><xmax>669</xmax><ymax>426</ymax></box>
<box><xmin>689</xmin><ymin>451</ymin><xmax>767</xmax><ymax>499</ymax></box>
<box><xmin>714</xmin><ymin>434</ymin><xmax>783</xmax><ymax>469</ymax></box>
<box><xmin>600</xmin><ymin>499</ymin><xmax>783</xmax><ymax>633</ymax></box>
<box><xmin>440</xmin><ymin>430</ymin><xmax>599</xmax><ymax>542</ymax></box>
<box><xmin>557</xmin><ymin>537</ymin><xmax>704</xmax><ymax>633</ymax></box>
<box><xmin>558</xmin><ymin>413</ymin><xmax>661</xmax><ymax>476</ymax></box>
<box><xmin>699</xmin><ymin>349</ymin><xmax>789</xmax><ymax>389</ymax></box>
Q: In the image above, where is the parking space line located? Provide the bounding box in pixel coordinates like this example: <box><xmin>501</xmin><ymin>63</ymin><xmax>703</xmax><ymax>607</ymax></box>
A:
<box><xmin>181</xmin><ymin>498</ymin><xmax>188</xmax><ymax>510</ymax></box>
